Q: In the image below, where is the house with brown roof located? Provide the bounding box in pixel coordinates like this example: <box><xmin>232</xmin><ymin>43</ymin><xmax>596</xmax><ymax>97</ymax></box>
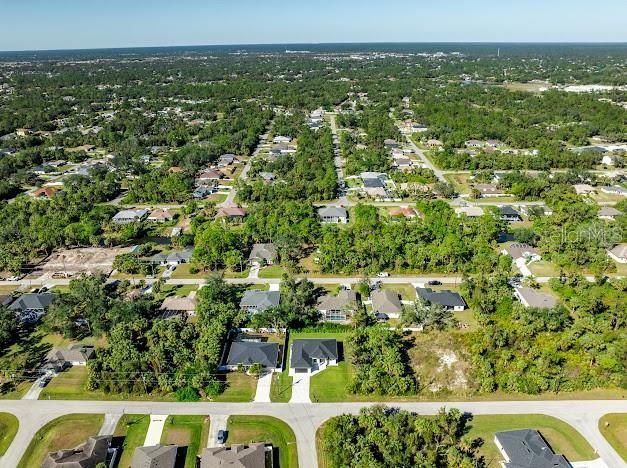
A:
<box><xmin>197</xmin><ymin>169</ymin><xmax>224</xmax><ymax>183</ymax></box>
<box><xmin>389</xmin><ymin>206</ymin><xmax>418</xmax><ymax>219</ymax></box>
<box><xmin>216</xmin><ymin>206</ymin><xmax>247</xmax><ymax>223</ymax></box>
<box><xmin>473</xmin><ymin>183</ymin><xmax>507</xmax><ymax>197</ymax></box>
<box><xmin>32</xmin><ymin>187</ymin><xmax>62</xmax><ymax>199</ymax></box>
<box><xmin>147</xmin><ymin>208</ymin><xmax>175</xmax><ymax>223</ymax></box>
<box><xmin>159</xmin><ymin>296</ymin><xmax>197</xmax><ymax>318</ymax></box>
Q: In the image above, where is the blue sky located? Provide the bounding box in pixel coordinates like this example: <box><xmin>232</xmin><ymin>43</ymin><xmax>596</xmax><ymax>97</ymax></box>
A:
<box><xmin>2</xmin><ymin>0</ymin><xmax>626</xmax><ymax>51</ymax></box>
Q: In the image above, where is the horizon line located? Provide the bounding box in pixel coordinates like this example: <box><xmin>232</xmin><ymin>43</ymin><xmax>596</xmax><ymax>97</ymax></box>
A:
<box><xmin>2</xmin><ymin>40</ymin><xmax>627</xmax><ymax>54</ymax></box>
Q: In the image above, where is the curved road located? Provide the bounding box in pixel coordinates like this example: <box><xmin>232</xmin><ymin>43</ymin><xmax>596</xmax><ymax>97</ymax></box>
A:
<box><xmin>1</xmin><ymin>399</ymin><xmax>625</xmax><ymax>468</ymax></box>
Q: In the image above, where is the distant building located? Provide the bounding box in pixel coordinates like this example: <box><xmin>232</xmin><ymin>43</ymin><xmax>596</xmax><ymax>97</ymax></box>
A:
<box><xmin>9</xmin><ymin>293</ymin><xmax>57</xmax><ymax>323</ymax></box>
<box><xmin>216</xmin><ymin>206</ymin><xmax>247</xmax><ymax>223</ymax></box>
<box><xmin>473</xmin><ymin>183</ymin><xmax>507</xmax><ymax>197</ymax></box>
<box><xmin>598</xmin><ymin>206</ymin><xmax>622</xmax><ymax>220</ymax></box>
<box><xmin>501</xmin><ymin>244</ymin><xmax>541</xmax><ymax>262</ymax></box>
<box><xmin>389</xmin><ymin>206</ymin><xmax>418</xmax><ymax>219</ymax></box>
<box><xmin>318</xmin><ymin>206</ymin><xmax>348</xmax><ymax>224</ymax></box>
<box><xmin>494</xmin><ymin>429</ymin><xmax>570</xmax><ymax>468</ymax></box>
<box><xmin>112</xmin><ymin>209</ymin><xmax>149</xmax><ymax>224</ymax></box>
<box><xmin>455</xmin><ymin>206</ymin><xmax>484</xmax><ymax>217</ymax></box>
<box><xmin>608</xmin><ymin>244</ymin><xmax>627</xmax><ymax>263</ymax></box>
<box><xmin>147</xmin><ymin>209</ymin><xmax>175</xmax><ymax>223</ymax></box>
<box><xmin>415</xmin><ymin>288</ymin><xmax>466</xmax><ymax>311</ymax></box>
<box><xmin>499</xmin><ymin>206</ymin><xmax>522</xmax><ymax>222</ymax></box>
<box><xmin>600</xmin><ymin>186</ymin><xmax>627</xmax><ymax>197</ymax></box>
<box><xmin>32</xmin><ymin>187</ymin><xmax>62</xmax><ymax>199</ymax></box>
<box><xmin>514</xmin><ymin>287</ymin><xmax>558</xmax><ymax>309</ymax></box>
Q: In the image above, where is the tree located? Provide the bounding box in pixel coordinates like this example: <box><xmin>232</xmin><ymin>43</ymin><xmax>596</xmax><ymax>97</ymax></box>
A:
<box><xmin>402</xmin><ymin>298</ymin><xmax>457</xmax><ymax>330</ymax></box>
<box><xmin>0</xmin><ymin>306</ymin><xmax>18</xmax><ymax>350</ymax></box>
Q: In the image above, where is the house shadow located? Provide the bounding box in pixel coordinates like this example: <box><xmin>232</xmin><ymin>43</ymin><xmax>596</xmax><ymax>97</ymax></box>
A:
<box><xmin>173</xmin><ymin>446</ymin><xmax>188</xmax><ymax>468</ymax></box>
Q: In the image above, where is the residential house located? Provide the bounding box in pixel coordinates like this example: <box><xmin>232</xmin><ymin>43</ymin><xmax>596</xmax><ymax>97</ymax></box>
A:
<box><xmin>9</xmin><ymin>292</ymin><xmax>57</xmax><ymax>323</ymax></box>
<box><xmin>290</xmin><ymin>339</ymin><xmax>339</xmax><ymax>374</ymax></box>
<box><xmin>415</xmin><ymin>288</ymin><xmax>466</xmax><ymax>311</ymax></box>
<box><xmin>455</xmin><ymin>206</ymin><xmax>484</xmax><ymax>217</ymax></box>
<box><xmin>393</xmin><ymin>158</ymin><xmax>414</xmax><ymax>171</ymax></box>
<box><xmin>16</xmin><ymin>128</ymin><xmax>34</xmax><ymax>137</ymax></box>
<box><xmin>43</xmin><ymin>435</ymin><xmax>113</xmax><ymax>468</ymax></box>
<box><xmin>499</xmin><ymin>206</ymin><xmax>522</xmax><ymax>222</ymax></box>
<box><xmin>465</xmin><ymin>139</ymin><xmax>484</xmax><ymax>148</ymax></box>
<box><xmin>317</xmin><ymin>290</ymin><xmax>359</xmax><ymax>322</ymax></box>
<box><xmin>224</xmin><ymin>341</ymin><xmax>280</xmax><ymax>371</ymax></box>
<box><xmin>494</xmin><ymin>429</ymin><xmax>570</xmax><ymax>468</ymax></box>
<box><xmin>370</xmin><ymin>289</ymin><xmax>403</xmax><ymax>319</ymax></box>
<box><xmin>200</xmin><ymin>444</ymin><xmax>270</xmax><ymax>468</ymax></box>
<box><xmin>383</xmin><ymin>139</ymin><xmax>400</xmax><ymax>149</ymax></box>
<box><xmin>112</xmin><ymin>209</ymin><xmax>148</xmax><ymax>224</ymax></box>
<box><xmin>258</xmin><ymin>171</ymin><xmax>275</xmax><ymax>182</ymax></box>
<box><xmin>608</xmin><ymin>244</ymin><xmax>627</xmax><ymax>263</ymax></box>
<box><xmin>46</xmin><ymin>345</ymin><xmax>95</xmax><ymax>370</ymax></box>
<box><xmin>514</xmin><ymin>287</ymin><xmax>558</xmax><ymax>309</ymax></box>
<box><xmin>269</xmin><ymin>144</ymin><xmax>296</xmax><ymax>155</ymax></box>
<box><xmin>273</xmin><ymin>135</ymin><xmax>291</xmax><ymax>144</ymax></box>
<box><xmin>0</xmin><ymin>147</ymin><xmax>17</xmax><ymax>156</ymax></box>
<box><xmin>518</xmin><ymin>205</ymin><xmax>553</xmax><ymax>217</ymax></box>
<box><xmin>573</xmin><ymin>183</ymin><xmax>595</xmax><ymax>195</ymax></box>
<box><xmin>600</xmin><ymin>186</ymin><xmax>627</xmax><ymax>197</ymax></box>
<box><xmin>389</xmin><ymin>206</ymin><xmax>418</xmax><ymax>219</ymax></box>
<box><xmin>216</xmin><ymin>206</ymin><xmax>247</xmax><ymax>223</ymax></box>
<box><xmin>426</xmin><ymin>139</ymin><xmax>443</xmax><ymax>148</ymax></box>
<box><xmin>239</xmin><ymin>290</ymin><xmax>280</xmax><ymax>314</ymax></box>
<box><xmin>248</xmin><ymin>243</ymin><xmax>277</xmax><ymax>265</ymax></box>
<box><xmin>218</xmin><ymin>153</ymin><xmax>238</xmax><ymax>167</ymax></box>
<box><xmin>32</xmin><ymin>187</ymin><xmax>62</xmax><ymax>199</ymax></box>
<box><xmin>159</xmin><ymin>296</ymin><xmax>197</xmax><ymax>318</ymax></box>
<box><xmin>197</xmin><ymin>169</ymin><xmax>224</xmax><ymax>183</ymax></box>
<box><xmin>473</xmin><ymin>183</ymin><xmax>507</xmax><ymax>197</ymax></box>
<box><xmin>150</xmin><ymin>248</ymin><xmax>193</xmax><ymax>266</ymax></box>
<box><xmin>598</xmin><ymin>206</ymin><xmax>622</xmax><ymax>220</ymax></box>
<box><xmin>132</xmin><ymin>444</ymin><xmax>178</xmax><ymax>468</ymax></box>
<box><xmin>501</xmin><ymin>244</ymin><xmax>541</xmax><ymax>262</ymax></box>
<box><xmin>486</xmin><ymin>139</ymin><xmax>503</xmax><ymax>148</ymax></box>
<box><xmin>147</xmin><ymin>208</ymin><xmax>175</xmax><ymax>223</ymax></box>
<box><xmin>193</xmin><ymin>185</ymin><xmax>216</xmax><ymax>199</ymax></box>
<box><xmin>318</xmin><ymin>206</ymin><xmax>348</xmax><ymax>224</ymax></box>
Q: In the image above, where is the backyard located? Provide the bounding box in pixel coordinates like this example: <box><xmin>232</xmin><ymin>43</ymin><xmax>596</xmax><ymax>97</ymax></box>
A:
<box><xmin>227</xmin><ymin>415</ymin><xmax>298</xmax><ymax>468</ymax></box>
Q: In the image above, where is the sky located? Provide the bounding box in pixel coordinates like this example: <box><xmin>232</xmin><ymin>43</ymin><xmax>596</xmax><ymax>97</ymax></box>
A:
<box><xmin>2</xmin><ymin>0</ymin><xmax>626</xmax><ymax>51</ymax></box>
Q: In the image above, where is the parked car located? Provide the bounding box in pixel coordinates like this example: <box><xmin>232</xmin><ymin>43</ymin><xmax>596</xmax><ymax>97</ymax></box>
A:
<box><xmin>217</xmin><ymin>430</ymin><xmax>228</xmax><ymax>444</ymax></box>
<box><xmin>427</xmin><ymin>280</ymin><xmax>441</xmax><ymax>286</ymax></box>
<box><xmin>377</xmin><ymin>272</ymin><xmax>389</xmax><ymax>278</ymax></box>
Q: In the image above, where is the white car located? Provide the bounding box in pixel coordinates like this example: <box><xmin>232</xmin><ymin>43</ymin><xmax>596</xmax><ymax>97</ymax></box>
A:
<box><xmin>377</xmin><ymin>272</ymin><xmax>389</xmax><ymax>278</ymax></box>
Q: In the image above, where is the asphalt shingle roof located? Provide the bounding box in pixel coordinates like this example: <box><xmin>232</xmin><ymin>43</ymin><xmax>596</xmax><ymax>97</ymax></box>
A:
<box><xmin>495</xmin><ymin>429</ymin><xmax>570</xmax><ymax>468</ymax></box>
<box><xmin>226</xmin><ymin>341</ymin><xmax>279</xmax><ymax>368</ymax></box>
<box><xmin>290</xmin><ymin>339</ymin><xmax>338</xmax><ymax>369</ymax></box>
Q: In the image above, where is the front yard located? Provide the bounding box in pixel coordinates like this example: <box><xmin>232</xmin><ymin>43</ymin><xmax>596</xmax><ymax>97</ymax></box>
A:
<box><xmin>114</xmin><ymin>414</ymin><xmax>150</xmax><ymax>468</ymax></box>
<box><xmin>599</xmin><ymin>413</ymin><xmax>627</xmax><ymax>463</ymax></box>
<box><xmin>212</xmin><ymin>372</ymin><xmax>257</xmax><ymax>402</ymax></box>
<box><xmin>0</xmin><ymin>412</ymin><xmax>18</xmax><ymax>456</ymax></box>
<box><xmin>227</xmin><ymin>415</ymin><xmax>298</xmax><ymax>468</ymax></box>
<box><xmin>161</xmin><ymin>415</ymin><xmax>210</xmax><ymax>468</ymax></box>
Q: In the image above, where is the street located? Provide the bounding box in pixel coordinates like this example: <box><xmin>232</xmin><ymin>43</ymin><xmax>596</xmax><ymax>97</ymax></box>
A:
<box><xmin>0</xmin><ymin>399</ymin><xmax>625</xmax><ymax>468</ymax></box>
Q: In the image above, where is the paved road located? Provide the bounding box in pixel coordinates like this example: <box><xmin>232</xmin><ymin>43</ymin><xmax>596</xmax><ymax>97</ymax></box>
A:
<box><xmin>1</xmin><ymin>399</ymin><xmax>625</xmax><ymax>468</ymax></box>
<box><xmin>399</xmin><ymin>127</ymin><xmax>447</xmax><ymax>183</ymax></box>
<box><xmin>327</xmin><ymin>112</ymin><xmax>349</xmax><ymax>206</ymax></box>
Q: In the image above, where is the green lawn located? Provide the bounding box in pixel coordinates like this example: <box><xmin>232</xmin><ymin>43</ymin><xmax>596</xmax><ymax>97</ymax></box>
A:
<box><xmin>17</xmin><ymin>413</ymin><xmax>104</xmax><ymax>468</ymax></box>
<box><xmin>599</xmin><ymin>413</ymin><xmax>627</xmax><ymax>462</ymax></box>
<box><xmin>467</xmin><ymin>414</ymin><xmax>596</xmax><ymax>466</ymax></box>
<box><xmin>270</xmin><ymin>371</ymin><xmax>293</xmax><ymax>403</ymax></box>
<box><xmin>0</xmin><ymin>381</ymin><xmax>31</xmax><ymax>400</ymax></box>
<box><xmin>258</xmin><ymin>265</ymin><xmax>288</xmax><ymax>279</ymax></box>
<box><xmin>114</xmin><ymin>414</ymin><xmax>150</xmax><ymax>468</ymax></box>
<box><xmin>380</xmin><ymin>283</ymin><xmax>417</xmax><ymax>301</ymax></box>
<box><xmin>213</xmin><ymin>372</ymin><xmax>257</xmax><ymax>402</ymax></box>
<box><xmin>160</xmin><ymin>284</ymin><xmax>198</xmax><ymax>297</ymax></box>
<box><xmin>0</xmin><ymin>412</ymin><xmax>18</xmax><ymax>456</ymax></box>
<box><xmin>160</xmin><ymin>415</ymin><xmax>210</xmax><ymax>468</ymax></box>
<box><xmin>227</xmin><ymin>415</ymin><xmax>298</xmax><ymax>468</ymax></box>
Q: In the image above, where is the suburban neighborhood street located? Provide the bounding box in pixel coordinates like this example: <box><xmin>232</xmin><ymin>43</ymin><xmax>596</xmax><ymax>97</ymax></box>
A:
<box><xmin>1</xmin><ymin>399</ymin><xmax>625</xmax><ymax>468</ymax></box>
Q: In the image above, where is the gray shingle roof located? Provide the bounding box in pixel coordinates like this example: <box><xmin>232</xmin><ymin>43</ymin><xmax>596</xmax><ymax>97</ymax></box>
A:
<box><xmin>318</xmin><ymin>206</ymin><xmax>348</xmax><ymax>219</ymax></box>
<box><xmin>200</xmin><ymin>444</ymin><xmax>266</xmax><ymax>468</ymax></box>
<box><xmin>132</xmin><ymin>444</ymin><xmax>178</xmax><ymax>468</ymax></box>
<box><xmin>248</xmin><ymin>243</ymin><xmax>277</xmax><ymax>263</ymax></box>
<box><xmin>239</xmin><ymin>290</ymin><xmax>280</xmax><ymax>312</ymax></box>
<box><xmin>317</xmin><ymin>290</ymin><xmax>358</xmax><ymax>311</ymax></box>
<box><xmin>9</xmin><ymin>293</ymin><xmax>57</xmax><ymax>311</ymax></box>
<box><xmin>290</xmin><ymin>339</ymin><xmax>338</xmax><ymax>369</ymax></box>
<box><xmin>226</xmin><ymin>342</ymin><xmax>279</xmax><ymax>368</ymax></box>
<box><xmin>415</xmin><ymin>288</ymin><xmax>466</xmax><ymax>308</ymax></box>
<box><xmin>371</xmin><ymin>289</ymin><xmax>402</xmax><ymax>314</ymax></box>
<box><xmin>515</xmin><ymin>287</ymin><xmax>558</xmax><ymax>309</ymax></box>
<box><xmin>495</xmin><ymin>429</ymin><xmax>570</xmax><ymax>468</ymax></box>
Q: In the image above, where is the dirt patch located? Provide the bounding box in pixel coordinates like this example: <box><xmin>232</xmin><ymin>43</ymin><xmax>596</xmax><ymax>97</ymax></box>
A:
<box><xmin>163</xmin><ymin>427</ymin><xmax>191</xmax><ymax>446</ymax></box>
<box><xmin>408</xmin><ymin>332</ymin><xmax>473</xmax><ymax>393</ymax></box>
<box><xmin>37</xmin><ymin>247</ymin><xmax>130</xmax><ymax>276</ymax></box>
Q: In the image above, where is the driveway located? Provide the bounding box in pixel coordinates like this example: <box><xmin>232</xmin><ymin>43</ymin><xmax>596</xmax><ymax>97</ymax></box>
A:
<box><xmin>99</xmin><ymin>413</ymin><xmax>122</xmax><ymax>436</ymax></box>
<box><xmin>254</xmin><ymin>372</ymin><xmax>272</xmax><ymax>403</ymax></box>
<box><xmin>22</xmin><ymin>376</ymin><xmax>47</xmax><ymax>400</ymax></box>
<box><xmin>208</xmin><ymin>414</ymin><xmax>228</xmax><ymax>447</ymax></box>
<box><xmin>144</xmin><ymin>414</ymin><xmax>168</xmax><ymax>446</ymax></box>
<box><xmin>289</xmin><ymin>374</ymin><xmax>311</xmax><ymax>403</ymax></box>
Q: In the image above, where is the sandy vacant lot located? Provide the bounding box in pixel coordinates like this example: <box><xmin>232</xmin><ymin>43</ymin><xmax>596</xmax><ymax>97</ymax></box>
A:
<box><xmin>39</xmin><ymin>247</ymin><xmax>130</xmax><ymax>276</ymax></box>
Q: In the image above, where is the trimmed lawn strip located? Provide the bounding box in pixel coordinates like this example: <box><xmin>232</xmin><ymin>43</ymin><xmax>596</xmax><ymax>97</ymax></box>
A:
<box><xmin>161</xmin><ymin>415</ymin><xmax>210</xmax><ymax>468</ymax></box>
<box><xmin>599</xmin><ymin>413</ymin><xmax>627</xmax><ymax>462</ymax></box>
<box><xmin>227</xmin><ymin>415</ymin><xmax>298</xmax><ymax>468</ymax></box>
<box><xmin>114</xmin><ymin>414</ymin><xmax>150</xmax><ymax>468</ymax></box>
<box><xmin>467</xmin><ymin>414</ymin><xmax>596</xmax><ymax>465</ymax></box>
<box><xmin>17</xmin><ymin>413</ymin><xmax>104</xmax><ymax>468</ymax></box>
<box><xmin>213</xmin><ymin>372</ymin><xmax>257</xmax><ymax>402</ymax></box>
<box><xmin>270</xmin><ymin>371</ymin><xmax>293</xmax><ymax>403</ymax></box>
<box><xmin>0</xmin><ymin>412</ymin><xmax>18</xmax><ymax>456</ymax></box>
<box><xmin>258</xmin><ymin>265</ymin><xmax>288</xmax><ymax>279</ymax></box>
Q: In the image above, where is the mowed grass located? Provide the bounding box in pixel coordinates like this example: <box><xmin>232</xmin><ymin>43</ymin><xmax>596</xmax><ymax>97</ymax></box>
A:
<box><xmin>467</xmin><ymin>414</ymin><xmax>596</xmax><ymax>466</ymax></box>
<box><xmin>599</xmin><ymin>413</ymin><xmax>627</xmax><ymax>462</ymax></box>
<box><xmin>113</xmin><ymin>414</ymin><xmax>150</xmax><ymax>468</ymax></box>
<box><xmin>212</xmin><ymin>372</ymin><xmax>257</xmax><ymax>402</ymax></box>
<box><xmin>161</xmin><ymin>415</ymin><xmax>210</xmax><ymax>468</ymax></box>
<box><xmin>270</xmin><ymin>371</ymin><xmax>293</xmax><ymax>403</ymax></box>
<box><xmin>258</xmin><ymin>265</ymin><xmax>288</xmax><ymax>279</ymax></box>
<box><xmin>227</xmin><ymin>415</ymin><xmax>298</xmax><ymax>468</ymax></box>
<box><xmin>17</xmin><ymin>413</ymin><xmax>104</xmax><ymax>468</ymax></box>
<box><xmin>0</xmin><ymin>412</ymin><xmax>18</xmax><ymax>456</ymax></box>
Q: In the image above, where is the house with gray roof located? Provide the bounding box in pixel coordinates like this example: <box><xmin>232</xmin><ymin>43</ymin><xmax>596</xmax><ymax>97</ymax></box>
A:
<box><xmin>150</xmin><ymin>248</ymin><xmax>193</xmax><ymax>266</ymax></box>
<box><xmin>290</xmin><ymin>339</ymin><xmax>338</xmax><ymax>374</ymax></box>
<box><xmin>608</xmin><ymin>243</ymin><xmax>627</xmax><ymax>264</ymax></box>
<box><xmin>43</xmin><ymin>435</ymin><xmax>113</xmax><ymax>468</ymax></box>
<box><xmin>46</xmin><ymin>345</ymin><xmax>95</xmax><ymax>370</ymax></box>
<box><xmin>239</xmin><ymin>290</ymin><xmax>280</xmax><ymax>314</ymax></box>
<box><xmin>370</xmin><ymin>289</ymin><xmax>402</xmax><ymax>319</ymax></box>
<box><xmin>9</xmin><ymin>292</ymin><xmax>57</xmax><ymax>323</ymax></box>
<box><xmin>159</xmin><ymin>296</ymin><xmax>197</xmax><ymax>318</ymax></box>
<box><xmin>598</xmin><ymin>206</ymin><xmax>622</xmax><ymax>220</ymax></box>
<box><xmin>415</xmin><ymin>288</ymin><xmax>466</xmax><ymax>311</ymax></box>
<box><xmin>248</xmin><ymin>243</ymin><xmax>277</xmax><ymax>265</ymax></box>
<box><xmin>224</xmin><ymin>341</ymin><xmax>280</xmax><ymax>371</ymax></box>
<box><xmin>317</xmin><ymin>290</ymin><xmax>358</xmax><ymax>322</ymax></box>
<box><xmin>499</xmin><ymin>206</ymin><xmax>522</xmax><ymax>222</ymax></box>
<box><xmin>319</xmin><ymin>206</ymin><xmax>348</xmax><ymax>224</ymax></box>
<box><xmin>200</xmin><ymin>443</ymin><xmax>269</xmax><ymax>468</ymax></box>
<box><xmin>494</xmin><ymin>429</ymin><xmax>570</xmax><ymax>468</ymax></box>
<box><xmin>132</xmin><ymin>444</ymin><xmax>178</xmax><ymax>468</ymax></box>
<box><xmin>514</xmin><ymin>287</ymin><xmax>558</xmax><ymax>309</ymax></box>
<box><xmin>112</xmin><ymin>208</ymin><xmax>149</xmax><ymax>224</ymax></box>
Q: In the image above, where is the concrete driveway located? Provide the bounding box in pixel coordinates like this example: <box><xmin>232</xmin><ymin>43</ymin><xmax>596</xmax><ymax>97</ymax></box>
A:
<box><xmin>208</xmin><ymin>414</ymin><xmax>228</xmax><ymax>447</ymax></box>
<box><xmin>144</xmin><ymin>414</ymin><xmax>168</xmax><ymax>445</ymax></box>
<box><xmin>254</xmin><ymin>372</ymin><xmax>272</xmax><ymax>403</ymax></box>
<box><xmin>289</xmin><ymin>374</ymin><xmax>311</xmax><ymax>403</ymax></box>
